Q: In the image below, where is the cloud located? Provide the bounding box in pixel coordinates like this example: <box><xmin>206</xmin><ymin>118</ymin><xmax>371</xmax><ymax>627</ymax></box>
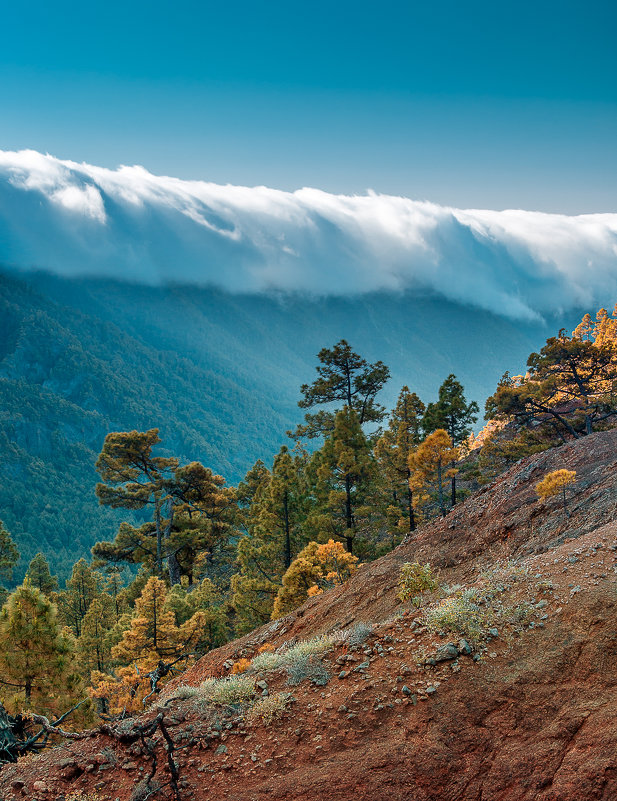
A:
<box><xmin>0</xmin><ymin>149</ymin><xmax>615</xmax><ymax>320</ymax></box>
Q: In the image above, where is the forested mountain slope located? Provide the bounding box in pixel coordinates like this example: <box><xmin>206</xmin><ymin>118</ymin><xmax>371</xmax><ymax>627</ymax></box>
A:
<box><xmin>0</xmin><ymin>267</ymin><xmax>581</xmax><ymax>578</ymax></box>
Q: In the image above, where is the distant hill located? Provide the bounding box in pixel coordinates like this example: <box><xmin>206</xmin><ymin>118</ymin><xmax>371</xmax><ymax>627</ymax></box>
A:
<box><xmin>0</xmin><ymin>268</ymin><xmax>581</xmax><ymax>579</ymax></box>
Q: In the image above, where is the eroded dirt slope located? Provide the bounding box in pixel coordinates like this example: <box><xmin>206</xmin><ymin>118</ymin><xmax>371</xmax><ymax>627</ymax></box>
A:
<box><xmin>2</xmin><ymin>430</ymin><xmax>616</xmax><ymax>801</ymax></box>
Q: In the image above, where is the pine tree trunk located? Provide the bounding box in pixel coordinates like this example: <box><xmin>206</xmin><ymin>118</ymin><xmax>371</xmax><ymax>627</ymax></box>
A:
<box><xmin>154</xmin><ymin>495</ymin><xmax>163</xmax><ymax>577</ymax></box>
<box><xmin>451</xmin><ymin>463</ymin><xmax>457</xmax><ymax>507</ymax></box>
<box><xmin>437</xmin><ymin>460</ymin><xmax>445</xmax><ymax>516</ymax></box>
<box><xmin>283</xmin><ymin>492</ymin><xmax>291</xmax><ymax>569</ymax></box>
<box><xmin>345</xmin><ymin>474</ymin><xmax>353</xmax><ymax>553</ymax></box>
<box><xmin>406</xmin><ymin>466</ymin><xmax>415</xmax><ymax>532</ymax></box>
<box><xmin>167</xmin><ymin>552</ymin><xmax>182</xmax><ymax>586</ymax></box>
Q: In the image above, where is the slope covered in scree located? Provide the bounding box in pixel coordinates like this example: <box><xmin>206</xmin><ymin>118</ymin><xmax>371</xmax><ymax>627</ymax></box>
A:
<box><xmin>2</xmin><ymin>430</ymin><xmax>616</xmax><ymax>800</ymax></box>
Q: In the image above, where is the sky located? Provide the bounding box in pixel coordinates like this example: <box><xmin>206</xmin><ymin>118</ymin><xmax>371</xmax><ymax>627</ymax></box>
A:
<box><xmin>0</xmin><ymin>0</ymin><xmax>615</xmax><ymax>212</ymax></box>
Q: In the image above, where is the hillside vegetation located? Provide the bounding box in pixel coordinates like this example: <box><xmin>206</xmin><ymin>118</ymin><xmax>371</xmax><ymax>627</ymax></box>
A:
<box><xmin>0</xmin><ymin>268</ymin><xmax>575</xmax><ymax>579</ymax></box>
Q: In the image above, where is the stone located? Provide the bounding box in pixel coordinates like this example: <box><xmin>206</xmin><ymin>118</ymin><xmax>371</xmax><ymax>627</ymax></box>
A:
<box><xmin>215</xmin><ymin>744</ymin><xmax>228</xmax><ymax>755</ymax></box>
<box><xmin>33</xmin><ymin>781</ymin><xmax>47</xmax><ymax>792</ymax></box>
<box><xmin>488</xmin><ymin>628</ymin><xmax>499</xmax><ymax>638</ymax></box>
<box><xmin>256</xmin><ymin>680</ymin><xmax>268</xmax><ymax>690</ymax></box>
<box><xmin>426</xmin><ymin>686</ymin><xmax>437</xmax><ymax>695</ymax></box>
<box><xmin>354</xmin><ymin>660</ymin><xmax>370</xmax><ymax>671</ymax></box>
<box><xmin>458</xmin><ymin>639</ymin><xmax>473</xmax><ymax>655</ymax></box>
<box><xmin>338</xmin><ymin>670</ymin><xmax>349</xmax><ymax>679</ymax></box>
<box><xmin>401</xmin><ymin>685</ymin><xmax>412</xmax><ymax>695</ymax></box>
<box><xmin>434</xmin><ymin>643</ymin><xmax>459</xmax><ymax>662</ymax></box>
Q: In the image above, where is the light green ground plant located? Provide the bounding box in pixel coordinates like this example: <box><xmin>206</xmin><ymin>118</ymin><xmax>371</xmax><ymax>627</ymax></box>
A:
<box><xmin>397</xmin><ymin>562</ymin><xmax>439</xmax><ymax>607</ymax></box>
<box><xmin>173</xmin><ymin>685</ymin><xmax>200</xmax><ymax>700</ymax></box>
<box><xmin>344</xmin><ymin>622</ymin><xmax>373</xmax><ymax>647</ymax></box>
<box><xmin>251</xmin><ymin>651</ymin><xmax>284</xmax><ymax>671</ymax></box>
<box><xmin>422</xmin><ymin>588</ymin><xmax>493</xmax><ymax>642</ymax></box>
<box><xmin>246</xmin><ymin>692</ymin><xmax>294</xmax><ymax>725</ymax></box>
<box><xmin>198</xmin><ymin>675</ymin><xmax>256</xmax><ymax>705</ymax></box>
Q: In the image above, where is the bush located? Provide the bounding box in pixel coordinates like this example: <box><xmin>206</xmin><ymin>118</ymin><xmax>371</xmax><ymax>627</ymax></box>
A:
<box><xmin>286</xmin><ymin>654</ymin><xmax>331</xmax><ymax>687</ymax></box>
<box><xmin>198</xmin><ymin>675</ymin><xmax>256</xmax><ymax>705</ymax></box>
<box><xmin>231</xmin><ymin>658</ymin><xmax>252</xmax><ymax>674</ymax></box>
<box><xmin>283</xmin><ymin>634</ymin><xmax>336</xmax><ymax>664</ymax></box>
<box><xmin>251</xmin><ymin>651</ymin><xmax>284</xmax><ymax>671</ymax></box>
<box><xmin>397</xmin><ymin>562</ymin><xmax>438</xmax><ymax>606</ymax></box>
<box><xmin>422</xmin><ymin>589</ymin><xmax>491</xmax><ymax>642</ymax></box>
<box><xmin>344</xmin><ymin>622</ymin><xmax>373</xmax><ymax>647</ymax></box>
<box><xmin>246</xmin><ymin>692</ymin><xmax>293</xmax><ymax>725</ymax></box>
<box><xmin>173</xmin><ymin>685</ymin><xmax>199</xmax><ymax>700</ymax></box>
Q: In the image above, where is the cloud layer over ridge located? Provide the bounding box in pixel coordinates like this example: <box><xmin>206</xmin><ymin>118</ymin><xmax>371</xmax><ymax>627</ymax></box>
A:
<box><xmin>0</xmin><ymin>149</ymin><xmax>615</xmax><ymax>320</ymax></box>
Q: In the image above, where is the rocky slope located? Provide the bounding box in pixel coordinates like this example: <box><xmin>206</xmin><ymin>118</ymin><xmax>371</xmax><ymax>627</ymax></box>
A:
<box><xmin>2</xmin><ymin>429</ymin><xmax>617</xmax><ymax>801</ymax></box>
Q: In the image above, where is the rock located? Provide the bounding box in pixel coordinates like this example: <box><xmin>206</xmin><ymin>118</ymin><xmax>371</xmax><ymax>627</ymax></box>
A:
<box><xmin>354</xmin><ymin>660</ymin><xmax>370</xmax><ymax>671</ymax></box>
<box><xmin>434</xmin><ymin>643</ymin><xmax>459</xmax><ymax>662</ymax></box>
<box><xmin>215</xmin><ymin>744</ymin><xmax>228</xmax><ymax>755</ymax></box>
<box><xmin>11</xmin><ymin>780</ymin><xmax>25</xmax><ymax>791</ymax></box>
<box><xmin>458</xmin><ymin>639</ymin><xmax>473</xmax><ymax>655</ymax></box>
<box><xmin>256</xmin><ymin>680</ymin><xmax>268</xmax><ymax>690</ymax></box>
<box><xmin>426</xmin><ymin>686</ymin><xmax>437</xmax><ymax>695</ymax></box>
<box><xmin>401</xmin><ymin>685</ymin><xmax>412</xmax><ymax>695</ymax></box>
<box><xmin>338</xmin><ymin>670</ymin><xmax>349</xmax><ymax>679</ymax></box>
<box><xmin>33</xmin><ymin>780</ymin><xmax>47</xmax><ymax>792</ymax></box>
<box><xmin>488</xmin><ymin>628</ymin><xmax>499</xmax><ymax>638</ymax></box>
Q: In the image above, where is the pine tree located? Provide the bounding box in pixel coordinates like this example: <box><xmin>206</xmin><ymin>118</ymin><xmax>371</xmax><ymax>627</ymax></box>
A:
<box><xmin>112</xmin><ymin>577</ymin><xmax>206</xmax><ymax>669</ymax></box>
<box><xmin>290</xmin><ymin>340</ymin><xmax>390</xmax><ymax>439</ymax></box>
<box><xmin>0</xmin><ymin>585</ymin><xmax>77</xmax><ymax>713</ymax></box>
<box><xmin>231</xmin><ymin>448</ymin><xmax>309</xmax><ymax>632</ymax></box>
<box><xmin>311</xmin><ymin>407</ymin><xmax>377</xmax><ymax>555</ymax></box>
<box><xmin>25</xmin><ymin>553</ymin><xmax>58</xmax><ymax>596</ymax></box>
<box><xmin>0</xmin><ymin>520</ymin><xmax>19</xmax><ymax>603</ymax></box>
<box><xmin>410</xmin><ymin>429</ymin><xmax>458</xmax><ymax>517</ymax></box>
<box><xmin>423</xmin><ymin>375</ymin><xmax>478</xmax><ymax>505</ymax></box>
<box><xmin>272</xmin><ymin>539</ymin><xmax>359</xmax><ymax>617</ymax></box>
<box><xmin>486</xmin><ymin>320</ymin><xmax>617</xmax><ymax>439</ymax></box>
<box><xmin>94</xmin><ymin>431</ymin><xmax>237</xmax><ymax>585</ymax></box>
<box><xmin>56</xmin><ymin>558</ymin><xmax>104</xmax><ymax>636</ymax></box>
<box><xmin>536</xmin><ymin>469</ymin><xmax>577</xmax><ymax>515</ymax></box>
<box><xmin>93</xmin><ymin>429</ymin><xmax>178</xmax><ymax>580</ymax></box>
<box><xmin>77</xmin><ymin>593</ymin><xmax>116</xmax><ymax>676</ymax></box>
<box><xmin>375</xmin><ymin>387</ymin><xmax>425</xmax><ymax>535</ymax></box>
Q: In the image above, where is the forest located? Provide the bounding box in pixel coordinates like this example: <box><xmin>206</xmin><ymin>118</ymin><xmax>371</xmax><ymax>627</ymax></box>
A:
<box><xmin>1</xmin><ymin>304</ymin><xmax>616</xmax><ymax>738</ymax></box>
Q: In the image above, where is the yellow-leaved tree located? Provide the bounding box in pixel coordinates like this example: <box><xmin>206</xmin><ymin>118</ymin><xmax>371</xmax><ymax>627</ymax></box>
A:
<box><xmin>90</xmin><ymin>576</ymin><xmax>207</xmax><ymax>714</ymax></box>
<box><xmin>410</xmin><ymin>429</ymin><xmax>459</xmax><ymax>517</ymax></box>
<box><xmin>535</xmin><ymin>469</ymin><xmax>577</xmax><ymax>515</ymax></box>
<box><xmin>272</xmin><ymin>539</ymin><xmax>359</xmax><ymax>618</ymax></box>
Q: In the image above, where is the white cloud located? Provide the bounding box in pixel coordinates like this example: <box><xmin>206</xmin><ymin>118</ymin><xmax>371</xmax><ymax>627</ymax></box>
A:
<box><xmin>0</xmin><ymin>149</ymin><xmax>615</xmax><ymax>319</ymax></box>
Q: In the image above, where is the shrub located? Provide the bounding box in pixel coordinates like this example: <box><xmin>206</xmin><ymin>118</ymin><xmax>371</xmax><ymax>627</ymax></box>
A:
<box><xmin>422</xmin><ymin>589</ymin><xmax>491</xmax><ymax>642</ymax></box>
<box><xmin>198</xmin><ymin>675</ymin><xmax>256</xmax><ymax>705</ymax></box>
<box><xmin>67</xmin><ymin>794</ymin><xmax>103</xmax><ymax>801</ymax></box>
<box><xmin>231</xmin><ymin>658</ymin><xmax>252</xmax><ymax>674</ymax></box>
<box><xmin>286</xmin><ymin>654</ymin><xmax>331</xmax><ymax>687</ymax></box>
<box><xmin>344</xmin><ymin>622</ymin><xmax>373</xmax><ymax>648</ymax></box>
<box><xmin>173</xmin><ymin>685</ymin><xmax>199</xmax><ymax>699</ymax></box>
<box><xmin>397</xmin><ymin>562</ymin><xmax>438</xmax><ymax>606</ymax></box>
<box><xmin>246</xmin><ymin>692</ymin><xmax>294</xmax><ymax>725</ymax></box>
<box><xmin>251</xmin><ymin>651</ymin><xmax>284</xmax><ymax>671</ymax></box>
<box><xmin>283</xmin><ymin>634</ymin><xmax>337</xmax><ymax>664</ymax></box>
<box><xmin>507</xmin><ymin>602</ymin><xmax>535</xmax><ymax>626</ymax></box>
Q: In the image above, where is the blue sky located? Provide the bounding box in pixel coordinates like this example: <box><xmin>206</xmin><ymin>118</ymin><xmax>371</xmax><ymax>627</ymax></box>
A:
<box><xmin>0</xmin><ymin>0</ymin><xmax>615</xmax><ymax>212</ymax></box>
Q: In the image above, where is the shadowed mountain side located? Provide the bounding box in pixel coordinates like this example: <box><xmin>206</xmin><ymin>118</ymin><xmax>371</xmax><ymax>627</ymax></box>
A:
<box><xmin>0</xmin><ymin>269</ymin><xmax>584</xmax><ymax>578</ymax></box>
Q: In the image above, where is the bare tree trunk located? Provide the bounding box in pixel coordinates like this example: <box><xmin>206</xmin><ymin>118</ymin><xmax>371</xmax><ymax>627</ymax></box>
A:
<box><xmin>437</xmin><ymin>460</ymin><xmax>445</xmax><ymax>517</ymax></box>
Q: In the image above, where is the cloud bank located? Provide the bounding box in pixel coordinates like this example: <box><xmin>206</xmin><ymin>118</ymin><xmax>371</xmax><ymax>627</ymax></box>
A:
<box><xmin>0</xmin><ymin>149</ymin><xmax>615</xmax><ymax>320</ymax></box>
